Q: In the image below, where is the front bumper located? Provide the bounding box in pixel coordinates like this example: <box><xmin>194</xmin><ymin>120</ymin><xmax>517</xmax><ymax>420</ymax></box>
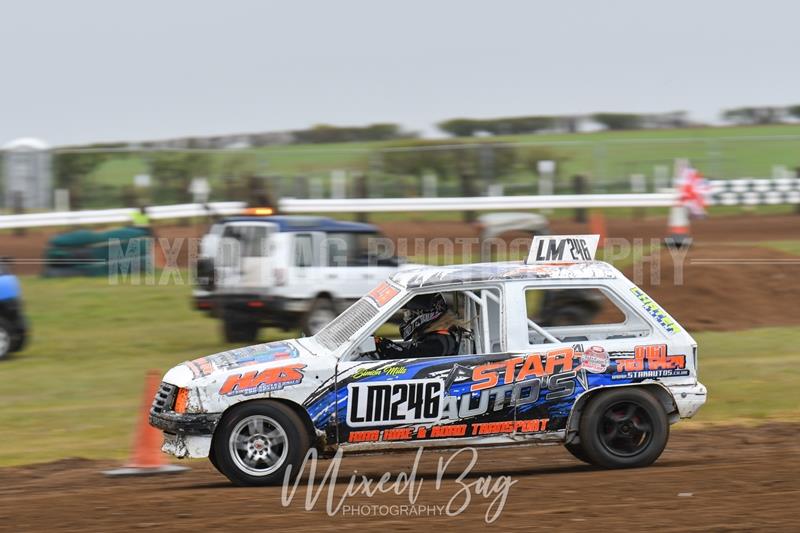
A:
<box><xmin>162</xmin><ymin>431</ymin><xmax>213</xmax><ymax>459</ymax></box>
<box><xmin>149</xmin><ymin>381</ymin><xmax>220</xmax><ymax>459</ymax></box>
<box><xmin>149</xmin><ymin>409</ymin><xmax>221</xmax><ymax>436</ymax></box>
<box><xmin>192</xmin><ymin>290</ymin><xmax>213</xmax><ymax>312</ymax></box>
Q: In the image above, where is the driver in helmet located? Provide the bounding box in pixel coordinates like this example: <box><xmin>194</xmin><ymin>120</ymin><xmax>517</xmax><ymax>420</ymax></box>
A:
<box><xmin>375</xmin><ymin>293</ymin><xmax>463</xmax><ymax>359</ymax></box>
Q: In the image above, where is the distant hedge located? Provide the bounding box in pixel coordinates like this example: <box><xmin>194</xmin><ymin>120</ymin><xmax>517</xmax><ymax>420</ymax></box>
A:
<box><xmin>437</xmin><ymin>112</ymin><xmax>691</xmax><ymax>136</ymax></box>
<box><xmin>291</xmin><ymin>123</ymin><xmax>417</xmax><ymax>144</ymax></box>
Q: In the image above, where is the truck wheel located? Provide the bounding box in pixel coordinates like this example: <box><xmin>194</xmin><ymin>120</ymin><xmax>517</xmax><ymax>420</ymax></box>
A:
<box><xmin>564</xmin><ymin>441</ymin><xmax>591</xmax><ymax>464</ymax></box>
<box><xmin>302</xmin><ymin>297</ymin><xmax>336</xmax><ymax>336</ymax></box>
<box><xmin>0</xmin><ymin>318</ymin><xmax>11</xmax><ymax>359</ymax></box>
<box><xmin>211</xmin><ymin>401</ymin><xmax>311</xmax><ymax>486</ymax></box>
<box><xmin>222</xmin><ymin>315</ymin><xmax>259</xmax><ymax>343</ymax></box>
<box><xmin>578</xmin><ymin>388</ymin><xmax>669</xmax><ymax>469</ymax></box>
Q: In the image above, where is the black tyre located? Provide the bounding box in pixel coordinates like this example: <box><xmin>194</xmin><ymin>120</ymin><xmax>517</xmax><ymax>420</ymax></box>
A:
<box><xmin>0</xmin><ymin>318</ymin><xmax>11</xmax><ymax>360</ymax></box>
<box><xmin>208</xmin><ymin>446</ymin><xmax>222</xmax><ymax>474</ymax></box>
<box><xmin>564</xmin><ymin>441</ymin><xmax>592</xmax><ymax>464</ymax></box>
<box><xmin>302</xmin><ymin>297</ymin><xmax>336</xmax><ymax>336</ymax></box>
<box><xmin>211</xmin><ymin>400</ymin><xmax>311</xmax><ymax>486</ymax></box>
<box><xmin>578</xmin><ymin>388</ymin><xmax>669</xmax><ymax>469</ymax></box>
<box><xmin>9</xmin><ymin>329</ymin><xmax>26</xmax><ymax>353</ymax></box>
<box><xmin>222</xmin><ymin>315</ymin><xmax>259</xmax><ymax>343</ymax></box>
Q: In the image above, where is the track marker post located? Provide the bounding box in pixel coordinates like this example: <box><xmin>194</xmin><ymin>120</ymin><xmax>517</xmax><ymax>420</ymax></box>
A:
<box><xmin>104</xmin><ymin>370</ymin><xmax>190</xmax><ymax>477</ymax></box>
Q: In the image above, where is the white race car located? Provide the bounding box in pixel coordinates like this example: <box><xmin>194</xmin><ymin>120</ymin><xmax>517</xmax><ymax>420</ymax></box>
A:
<box><xmin>150</xmin><ymin>235</ymin><xmax>707</xmax><ymax>486</ymax></box>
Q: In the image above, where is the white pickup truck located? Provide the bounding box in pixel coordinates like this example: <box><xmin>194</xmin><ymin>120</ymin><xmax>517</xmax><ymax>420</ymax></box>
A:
<box><xmin>194</xmin><ymin>215</ymin><xmax>406</xmax><ymax>342</ymax></box>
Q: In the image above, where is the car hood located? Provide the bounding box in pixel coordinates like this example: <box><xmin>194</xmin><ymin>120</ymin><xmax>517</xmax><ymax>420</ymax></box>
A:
<box><xmin>164</xmin><ymin>339</ymin><xmax>310</xmax><ymax>387</ymax></box>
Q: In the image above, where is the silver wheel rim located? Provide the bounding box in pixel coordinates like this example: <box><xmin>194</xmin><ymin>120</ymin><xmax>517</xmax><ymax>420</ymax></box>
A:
<box><xmin>307</xmin><ymin>308</ymin><xmax>336</xmax><ymax>334</ymax></box>
<box><xmin>0</xmin><ymin>328</ymin><xmax>10</xmax><ymax>357</ymax></box>
<box><xmin>228</xmin><ymin>415</ymin><xmax>288</xmax><ymax>476</ymax></box>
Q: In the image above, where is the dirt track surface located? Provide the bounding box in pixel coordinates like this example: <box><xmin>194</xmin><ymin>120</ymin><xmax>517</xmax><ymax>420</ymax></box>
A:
<box><xmin>1</xmin><ymin>423</ymin><xmax>798</xmax><ymax>532</ymax></box>
<box><xmin>622</xmin><ymin>243</ymin><xmax>800</xmax><ymax>332</ymax></box>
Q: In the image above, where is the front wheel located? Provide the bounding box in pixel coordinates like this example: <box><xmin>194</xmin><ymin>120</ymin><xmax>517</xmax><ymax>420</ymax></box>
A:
<box><xmin>211</xmin><ymin>401</ymin><xmax>311</xmax><ymax>486</ymax></box>
<box><xmin>578</xmin><ymin>388</ymin><xmax>669</xmax><ymax>469</ymax></box>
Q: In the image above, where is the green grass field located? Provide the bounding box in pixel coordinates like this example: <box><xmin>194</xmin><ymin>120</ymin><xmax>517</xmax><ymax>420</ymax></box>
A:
<box><xmin>83</xmin><ymin>124</ymin><xmax>800</xmax><ymax>205</ymax></box>
<box><xmin>1</xmin><ymin>271</ymin><xmax>798</xmax><ymax>466</ymax></box>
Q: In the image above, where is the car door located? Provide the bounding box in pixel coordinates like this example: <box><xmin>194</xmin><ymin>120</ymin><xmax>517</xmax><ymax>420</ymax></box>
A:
<box><xmin>282</xmin><ymin>232</ymin><xmax>321</xmax><ymax>301</ymax></box>
<box><xmin>333</xmin><ymin>285</ymin><xmax>528</xmax><ymax>446</ymax></box>
<box><xmin>215</xmin><ymin>222</ymin><xmax>276</xmax><ymax>291</ymax></box>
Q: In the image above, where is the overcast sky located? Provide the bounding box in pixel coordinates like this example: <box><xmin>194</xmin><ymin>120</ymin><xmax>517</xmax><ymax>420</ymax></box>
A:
<box><xmin>1</xmin><ymin>0</ymin><xmax>798</xmax><ymax>146</ymax></box>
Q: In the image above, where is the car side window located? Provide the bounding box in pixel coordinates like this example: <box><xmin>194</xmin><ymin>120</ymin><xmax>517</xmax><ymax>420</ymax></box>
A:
<box><xmin>325</xmin><ymin>232</ymin><xmax>355</xmax><ymax>267</ymax></box>
<box><xmin>325</xmin><ymin>232</ymin><xmax>373</xmax><ymax>266</ymax></box>
<box><xmin>525</xmin><ymin>286</ymin><xmax>649</xmax><ymax>345</ymax></box>
<box><xmin>350</xmin><ymin>286</ymin><xmax>504</xmax><ymax>360</ymax></box>
<box><xmin>242</xmin><ymin>225</ymin><xmax>270</xmax><ymax>257</ymax></box>
<box><xmin>293</xmin><ymin>234</ymin><xmax>314</xmax><ymax>267</ymax></box>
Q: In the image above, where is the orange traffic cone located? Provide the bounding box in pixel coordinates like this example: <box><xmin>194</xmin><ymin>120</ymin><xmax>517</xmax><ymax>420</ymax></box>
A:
<box><xmin>663</xmin><ymin>205</ymin><xmax>693</xmax><ymax>249</ymax></box>
<box><xmin>104</xmin><ymin>370</ymin><xmax>190</xmax><ymax>476</ymax></box>
<box><xmin>588</xmin><ymin>211</ymin><xmax>607</xmax><ymax>249</ymax></box>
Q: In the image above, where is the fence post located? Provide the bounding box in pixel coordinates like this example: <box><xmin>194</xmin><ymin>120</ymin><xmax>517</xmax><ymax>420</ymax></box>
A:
<box><xmin>630</xmin><ymin>173</ymin><xmax>646</xmax><ymax>220</ymax></box>
<box><xmin>795</xmin><ymin>167</ymin><xmax>800</xmax><ymax>215</ymax></box>
<box><xmin>331</xmin><ymin>170</ymin><xmax>347</xmax><ymax>200</ymax></box>
<box><xmin>572</xmin><ymin>175</ymin><xmax>588</xmax><ymax>223</ymax></box>
<box><xmin>422</xmin><ymin>172</ymin><xmax>438</xmax><ymax>198</ymax></box>
<box><xmin>354</xmin><ymin>173</ymin><xmax>368</xmax><ymax>223</ymax></box>
<box><xmin>459</xmin><ymin>171</ymin><xmax>477</xmax><ymax>223</ymax></box>
<box><xmin>12</xmin><ymin>191</ymin><xmax>25</xmax><ymax>236</ymax></box>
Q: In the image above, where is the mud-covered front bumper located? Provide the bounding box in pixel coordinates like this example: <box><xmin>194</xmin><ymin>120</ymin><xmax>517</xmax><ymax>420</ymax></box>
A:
<box><xmin>149</xmin><ymin>411</ymin><xmax>221</xmax><ymax>459</ymax></box>
<box><xmin>149</xmin><ymin>410</ymin><xmax>220</xmax><ymax>436</ymax></box>
<box><xmin>161</xmin><ymin>431</ymin><xmax>214</xmax><ymax>459</ymax></box>
<box><xmin>148</xmin><ymin>381</ymin><xmax>221</xmax><ymax>458</ymax></box>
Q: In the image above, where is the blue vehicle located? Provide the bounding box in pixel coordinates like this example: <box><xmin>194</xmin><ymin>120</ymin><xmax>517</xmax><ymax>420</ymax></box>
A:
<box><xmin>0</xmin><ymin>260</ymin><xmax>28</xmax><ymax>359</ymax></box>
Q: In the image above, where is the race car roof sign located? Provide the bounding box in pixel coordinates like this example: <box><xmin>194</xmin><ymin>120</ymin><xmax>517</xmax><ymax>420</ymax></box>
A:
<box><xmin>526</xmin><ymin>235</ymin><xmax>600</xmax><ymax>264</ymax></box>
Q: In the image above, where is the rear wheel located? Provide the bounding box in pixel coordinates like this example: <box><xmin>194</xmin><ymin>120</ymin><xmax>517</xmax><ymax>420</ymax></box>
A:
<box><xmin>578</xmin><ymin>388</ymin><xmax>669</xmax><ymax>469</ymax></box>
<box><xmin>302</xmin><ymin>297</ymin><xmax>336</xmax><ymax>336</ymax></box>
<box><xmin>211</xmin><ymin>401</ymin><xmax>311</xmax><ymax>486</ymax></box>
<box><xmin>222</xmin><ymin>314</ymin><xmax>259</xmax><ymax>343</ymax></box>
<box><xmin>564</xmin><ymin>441</ymin><xmax>591</xmax><ymax>464</ymax></box>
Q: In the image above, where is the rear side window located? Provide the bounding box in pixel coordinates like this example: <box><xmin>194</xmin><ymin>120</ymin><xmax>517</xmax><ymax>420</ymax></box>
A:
<box><xmin>525</xmin><ymin>287</ymin><xmax>648</xmax><ymax>345</ymax></box>
<box><xmin>221</xmin><ymin>225</ymin><xmax>271</xmax><ymax>257</ymax></box>
<box><xmin>293</xmin><ymin>234</ymin><xmax>314</xmax><ymax>267</ymax></box>
<box><xmin>325</xmin><ymin>232</ymin><xmax>371</xmax><ymax>266</ymax></box>
<box><xmin>526</xmin><ymin>288</ymin><xmax>625</xmax><ymax>327</ymax></box>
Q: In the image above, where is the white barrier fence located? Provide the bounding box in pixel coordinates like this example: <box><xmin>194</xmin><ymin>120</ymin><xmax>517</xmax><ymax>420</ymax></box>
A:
<box><xmin>0</xmin><ymin>202</ymin><xmax>245</xmax><ymax>230</ymax></box>
<box><xmin>279</xmin><ymin>193</ymin><xmax>677</xmax><ymax>213</ymax></box>
<box><xmin>0</xmin><ymin>178</ymin><xmax>797</xmax><ymax>230</ymax></box>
